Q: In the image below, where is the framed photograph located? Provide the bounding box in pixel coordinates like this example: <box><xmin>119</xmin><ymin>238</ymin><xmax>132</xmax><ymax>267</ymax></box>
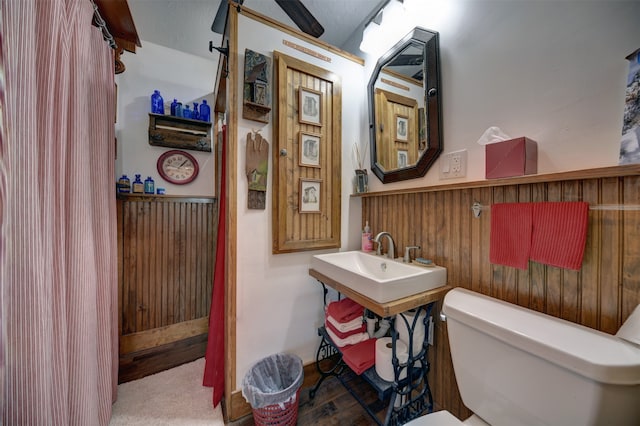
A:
<box><xmin>299</xmin><ymin>132</ymin><xmax>321</xmax><ymax>167</ymax></box>
<box><xmin>299</xmin><ymin>87</ymin><xmax>322</xmax><ymax>126</ymax></box>
<box><xmin>253</xmin><ymin>81</ymin><xmax>267</xmax><ymax>105</ymax></box>
<box><xmin>299</xmin><ymin>179</ymin><xmax>321</xmax><ymax>213</ymax></box>
<box><xmin>395</xmin><ymin>114</ymin><xmax>409</xmax><ymax>142</ymax></box>
<box><xmin>397</xmin><ymin>150</ymin><xmax>408</xmax><ymax>168</ymax></box>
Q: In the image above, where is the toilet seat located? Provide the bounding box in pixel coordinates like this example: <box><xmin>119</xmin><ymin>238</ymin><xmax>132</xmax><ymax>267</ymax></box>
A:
<box><xmin>404</xmin><ymin>410</ymin><xmax>463</xmax><ymax>425</ymax></box>
<box><xmin>405</xmin><ymin>411</ymin><xmax>489</xmax><ymax>426</ymax></box>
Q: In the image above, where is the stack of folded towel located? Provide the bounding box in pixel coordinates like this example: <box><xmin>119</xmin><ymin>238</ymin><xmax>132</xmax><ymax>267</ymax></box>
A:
<box><xmin>325</xmin><ymin>298</ymin><xmax>368</xmax><ymax>347</ymax></box>
<box><xmin>325</xmin><ymin>298</ymin><xmax>376</xmax><ymax>375</ymax></box>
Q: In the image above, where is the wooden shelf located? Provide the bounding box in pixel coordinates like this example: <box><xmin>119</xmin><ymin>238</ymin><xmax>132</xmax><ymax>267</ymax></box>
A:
<box><xmin>243</xmin><ymin>100</ymin><xmax>271</xmax><ymax>123</ymax></box>
<box><xmin>354</xmin><ymin>164</ymin><xmax>640</xmax><ymax>198</ymax></box>
<box><xmin>116</xmin><ymin>193</ymin><xmax>216</xmax><ymax>203</ymax></box>
<box><xmin>148</xmin><ymin>113</ymin><xmax>212</xmax><ymax>152</ymax></box>
<box><xmin>243</xmin><ymin>100</ymin><xmax>271</xmax><ymax>112</ymax></box>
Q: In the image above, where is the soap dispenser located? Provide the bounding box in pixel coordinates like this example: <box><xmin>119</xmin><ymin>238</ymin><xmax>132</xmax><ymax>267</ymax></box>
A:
<box><xmin>362</xmin><ymin>221</ymin><xmax>373</xmax><ymax>252</ymax></box>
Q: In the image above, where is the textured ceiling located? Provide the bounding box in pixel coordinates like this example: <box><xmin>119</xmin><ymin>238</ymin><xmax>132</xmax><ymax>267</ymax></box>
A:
<box><xmin>127</xmin><ymin>0</ymin><xmax>387</xmax><ymax>60</ymax></box>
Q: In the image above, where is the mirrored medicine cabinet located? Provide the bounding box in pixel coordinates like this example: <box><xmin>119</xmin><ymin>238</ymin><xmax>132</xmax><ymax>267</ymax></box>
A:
<box><xmin>368</xmin><ymin>27</ymin><xmax>442</xmax><ymax>183</ymax></box>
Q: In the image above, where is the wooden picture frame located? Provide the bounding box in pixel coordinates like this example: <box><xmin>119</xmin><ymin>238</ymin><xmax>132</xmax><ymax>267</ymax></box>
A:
<box><xmin>299</xmin><ymin>179</ymin><xmax>321</xmax><ymax>213</ymax></box>
<box><xmin>395</xmin><ymin>114</ymin><xmax>409</xmax><ymax>142</ymax></box>
<box><xmin>397</xmin><ymin>149</ymin><xmax>408</xmax><ymax>168</ymax></box>
<box><xmin>299</xmin><ymin>87</ymin><xmax>322</xmax><ymax>126</ymax></box>
<box><xmin>299</xmin><ymin>132</ymin><xmax>321</xmax><ymax>167</ymax></box>
<box><xmin>253</xmin><ymin>81</ymin><xmax>267</xmax><ymax>105</ymax></box>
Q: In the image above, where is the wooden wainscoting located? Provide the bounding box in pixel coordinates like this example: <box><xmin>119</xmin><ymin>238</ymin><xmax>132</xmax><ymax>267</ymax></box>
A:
<box><xmin>362</xmin><ymin>167</ymin><xmax>640</xmax><ymax>420</ymax></box>
<box><xmin>117</xmin><ymin>194</ymin><xmax>217</xmax><ymax>383</ymax></box>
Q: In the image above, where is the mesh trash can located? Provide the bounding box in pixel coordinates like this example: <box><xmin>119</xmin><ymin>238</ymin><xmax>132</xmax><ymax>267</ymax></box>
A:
<box><xmin>241</xmin><ymin>353</ymin><xmax>304</xmax><ymax>426</ymax></box>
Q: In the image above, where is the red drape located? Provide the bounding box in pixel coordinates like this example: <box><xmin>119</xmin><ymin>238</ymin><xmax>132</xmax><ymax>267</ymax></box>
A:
<box><xmin>203</xmin><ymin>125</ymin><xmax>226</xmax><ymax>406</ymax></box>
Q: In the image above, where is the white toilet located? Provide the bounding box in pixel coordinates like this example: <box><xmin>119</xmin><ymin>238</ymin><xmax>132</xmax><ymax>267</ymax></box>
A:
<box><xmin>407</xmin><ymin>288</ymin><xmax>640</xmax><ymax>425</ymax></box>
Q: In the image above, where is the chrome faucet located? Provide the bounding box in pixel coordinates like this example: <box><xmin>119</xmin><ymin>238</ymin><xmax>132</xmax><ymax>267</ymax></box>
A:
<box><xmin>403</xmin><ymin>246</ymin><xmax>421</xmax><ymax>263</ymax></box>
<box><xmin>373</xmin><ymin>232</ymin><xmax>395</xmax><ymax>259</ymax></box>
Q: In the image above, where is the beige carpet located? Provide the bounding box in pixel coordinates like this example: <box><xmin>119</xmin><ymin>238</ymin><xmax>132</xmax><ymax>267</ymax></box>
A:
<box><xmin>110</xmin><ymin>358</ymin><xmax>224</xmax><ymax>425</ymax></box>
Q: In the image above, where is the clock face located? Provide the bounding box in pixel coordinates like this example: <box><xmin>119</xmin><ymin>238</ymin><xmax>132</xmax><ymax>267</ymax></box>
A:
<box><xmin>157</xmin><ymin>150</ymin><xmax>199</xmax><ymax>185</ymax></box>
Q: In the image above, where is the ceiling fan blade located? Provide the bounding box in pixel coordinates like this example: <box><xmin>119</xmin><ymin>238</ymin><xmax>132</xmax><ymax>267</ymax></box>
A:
<box><xmin>274</xmin><ymin>0</ymin><xmax>324</xmax><ymax>38</ymax></box>
<box><xmin>212</xmin><ymin>0</ymin><xmax>245</xmax><ymax>34</ymax></box>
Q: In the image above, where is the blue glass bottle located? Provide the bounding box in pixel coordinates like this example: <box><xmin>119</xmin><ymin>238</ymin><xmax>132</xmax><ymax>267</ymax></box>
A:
<box><xmin>118</xmin><ymin>175</ymin><xmax>130</xmax><ymax>193</ymax></box>
<box><xmin>170</xmin><ymin>99</ymin><xmax>178</xmax><ymax>116</ymax></box>
<box><xmin>144</xmin><ymin>176</ymin><xmax>155</xmax><ymax>194</ymax></box>
<box><xmin>132</xmin><ymin>174</ymin><xmax>144</xmax><ymax>193</ymax></box>
<box><xmin>151</xmin><ymin>90</ymin><xmax>164</xmax><ymax>114</ymax></box>
<box><xmin>175</xmin><ymin>102</ymin><xmax>183</xmax><ymax>117</ymax></box>
<box><xmin>192</xmin><ymin>102</ymin><xmax>200</xmax><ymax>120</ymax></box>
<box><xmin>199</xmin><ymin>99</ymin><xmax>211</xmax><ymax>122</ymax></box>
<box><xmin>182</xmin><ymin>104</ymin><xmax>192</xmax><ymax>119</ymax></box>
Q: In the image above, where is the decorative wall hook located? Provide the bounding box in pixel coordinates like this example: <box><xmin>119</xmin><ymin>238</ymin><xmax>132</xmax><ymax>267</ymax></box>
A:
<box><xmin>472</xmin><ymin>202</ymin><xmax>483</xmax><ymax>218</ymax></box>
<box><xmin>209</xmin><ymin>40</ymin><xmax>230</xmax><ymax>78</ymax></box>
<box><xmin>209</xmin><ymin>40</ymin><xmax>229</xmax><ymax>57</ymax></box>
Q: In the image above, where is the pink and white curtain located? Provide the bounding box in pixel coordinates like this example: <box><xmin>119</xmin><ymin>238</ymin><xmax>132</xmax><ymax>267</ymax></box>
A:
<box><xmin>1</xmin><ymin>0</ymin><xmax>118</xmax><ymax>424</ymax></box>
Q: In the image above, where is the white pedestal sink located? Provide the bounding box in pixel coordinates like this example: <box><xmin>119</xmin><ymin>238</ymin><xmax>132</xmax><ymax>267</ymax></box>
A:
<box><xmin>310</xmin><ymin>251</ymin><xmax>447</xmax><ymax>303</ymax></box>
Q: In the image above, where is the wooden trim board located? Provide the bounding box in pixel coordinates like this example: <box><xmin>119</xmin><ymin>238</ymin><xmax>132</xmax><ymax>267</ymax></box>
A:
<box><xmin>119</xmin><ymin>317</ymin><xmax>209</xmax><ymax>354</ymax></box>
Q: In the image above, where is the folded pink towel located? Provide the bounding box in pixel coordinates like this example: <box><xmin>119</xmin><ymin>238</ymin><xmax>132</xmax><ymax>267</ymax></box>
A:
<box><xmin>342</xmin><ymin>339</ymin><xmax>377</xmax><ymax>375</ymax></box>
<box><xmin>326</xmin><ymin>298</ymin><xmax>364</xmax><ymax>323</ymax></box>
<box><xmin>325</xmin><ymin>318</ymin><xmax>366</xmax><ymax>339</ymax></box>
<box><xmin>530</xmin><ymin>202</ymin><xmax>589</xmax><ymax>270</ymax></box>
<box><xmin>489</xmin><ymin>203</ymin><xmax>533</xmax><ymax>270</ymax></box>
<box><xmin>325</xmin><ymin>315</ymin><xmax>364</xmax><ymax>333</ymax></box>
<box><xmin>326</xmin><ymin>327</ymin><xmax>369</xmax><ymax>348</ymax></box>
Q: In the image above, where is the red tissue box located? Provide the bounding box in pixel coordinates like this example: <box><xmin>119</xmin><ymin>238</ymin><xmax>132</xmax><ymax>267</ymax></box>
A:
<box><xmin>485</xmin><ymin>137</ymin><xmax>537</xmax><ymax>179</ymax></box>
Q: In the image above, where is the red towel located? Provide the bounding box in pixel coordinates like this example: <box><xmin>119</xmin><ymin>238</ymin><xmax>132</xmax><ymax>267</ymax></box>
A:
<box><xmin>489</xmin><ymin>203</ymin><xmax>533</xmax><ymax>270</ymax></box>
<box><xmin>342</xmin><ymin>338</ymin><xmax>377</xmax><ymax>375</ymax></box>
<box><xmin>325</xmin><ymin>316</ymin><xmax>366</xmax><ymax>339</ymax></box>
<box><xmin>530</xmin><ymin>202</ymin><xmax>589</xmax><ymax>270</ymax></box>
<box><xmin>326</xmin><ymin>298</ymin><xmax>364</xmax><ymax>323</ymax></box>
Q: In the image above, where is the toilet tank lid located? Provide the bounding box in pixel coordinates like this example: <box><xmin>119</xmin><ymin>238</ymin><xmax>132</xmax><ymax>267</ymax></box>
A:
<box><xmin>442</xmin><ymin>288</ymin><xmax>640</xmax><ymax>385</ymax></box>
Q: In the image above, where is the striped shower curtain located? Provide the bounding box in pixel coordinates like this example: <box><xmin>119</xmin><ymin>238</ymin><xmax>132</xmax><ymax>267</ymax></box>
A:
<box><xmin>1</xmin><ymin>0</ymin><xmax>118</xmax><ymax>424</ymax></box>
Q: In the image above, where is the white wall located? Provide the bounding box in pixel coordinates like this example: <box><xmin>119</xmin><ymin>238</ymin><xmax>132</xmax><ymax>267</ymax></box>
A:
<box><xmin>361</xmin><ymin>0</ymin><xmax>640</xmax><ymax>193</ymax></box>
<box><xmin>115</xmin><ymin>41</ymin><xmax>218</xmax><ymax>196</ymax></box>
<box><xmin>234</xmin><ymin>13</ymin><xmax>366</xmax><ymax>387</ymax></box>
<box><xmin>116</xmin><ymin>0</ymin><xmax>640</xmax><ymax>395</ymax></box>
<box><xmin>232</xmin><ymin>0</ymin><xmax>640</xmax><ymax>390</ymax></box>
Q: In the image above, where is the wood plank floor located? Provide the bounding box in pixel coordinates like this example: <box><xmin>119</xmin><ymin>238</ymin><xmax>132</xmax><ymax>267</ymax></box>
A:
<box><xmin>229</xmin><ymin>372</ymin><xmax>391</xmax><ymax>425</ymax></box>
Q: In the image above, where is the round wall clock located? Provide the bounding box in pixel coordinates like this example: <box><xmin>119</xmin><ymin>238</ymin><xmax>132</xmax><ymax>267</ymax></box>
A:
<box><xmin>157</xmin><ymin>150</ymin><xmax>199</xmax><ymax>185</ymax></box>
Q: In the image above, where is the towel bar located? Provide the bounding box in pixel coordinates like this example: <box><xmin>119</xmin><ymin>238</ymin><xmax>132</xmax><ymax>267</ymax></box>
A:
<box><xmin>471</xmin><ymin>202</ymin><xmax>640</xmax><ymax>218</ymax></box>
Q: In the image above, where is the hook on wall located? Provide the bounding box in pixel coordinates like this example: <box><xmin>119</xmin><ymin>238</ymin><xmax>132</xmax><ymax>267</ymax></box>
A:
<box><xmin>209</xmin><ymin>40</ymin><xmax>229</xmax><ymax>57</ymax></box>
<box><xmin>472</xmin><ymin>202</ymin><xmax>483</xmax><ymax>218</ymax></box>
<box><xmin>209</xmin><ymin>40</ymin><xmax>230</xmax><ymax>78</ymax></box>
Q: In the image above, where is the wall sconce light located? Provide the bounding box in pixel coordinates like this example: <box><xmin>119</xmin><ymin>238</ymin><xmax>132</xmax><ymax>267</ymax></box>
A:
<box><xmin>359</xmin><ymin>18</ymin><xmax>382</xmax><ymax>54</ymax></box>
<box><xmin>359</xmin><ymin>0</ymin><xmax>407</xmax><ymax>55</ymax></box>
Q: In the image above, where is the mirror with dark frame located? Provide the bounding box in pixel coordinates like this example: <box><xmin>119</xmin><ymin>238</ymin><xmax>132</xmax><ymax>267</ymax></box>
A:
<box><xmin>368</xmin><ymin>27</ymin><xmax>442</xmax><ymax>183</ymax></box>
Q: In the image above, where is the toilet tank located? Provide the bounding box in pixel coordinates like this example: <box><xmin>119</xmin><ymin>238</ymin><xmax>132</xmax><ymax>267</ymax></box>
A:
<box><xmin>442</xmin><ymin>288</ymin><xmax>640</xmax><ymax>426</ymax></box>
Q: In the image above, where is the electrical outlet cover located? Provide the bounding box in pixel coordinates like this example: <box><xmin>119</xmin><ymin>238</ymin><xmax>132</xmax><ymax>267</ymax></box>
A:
<box><xmin>439</xmin><ymin>149</ymin><xmax>467</xmax><ymax>179</ymax></box>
